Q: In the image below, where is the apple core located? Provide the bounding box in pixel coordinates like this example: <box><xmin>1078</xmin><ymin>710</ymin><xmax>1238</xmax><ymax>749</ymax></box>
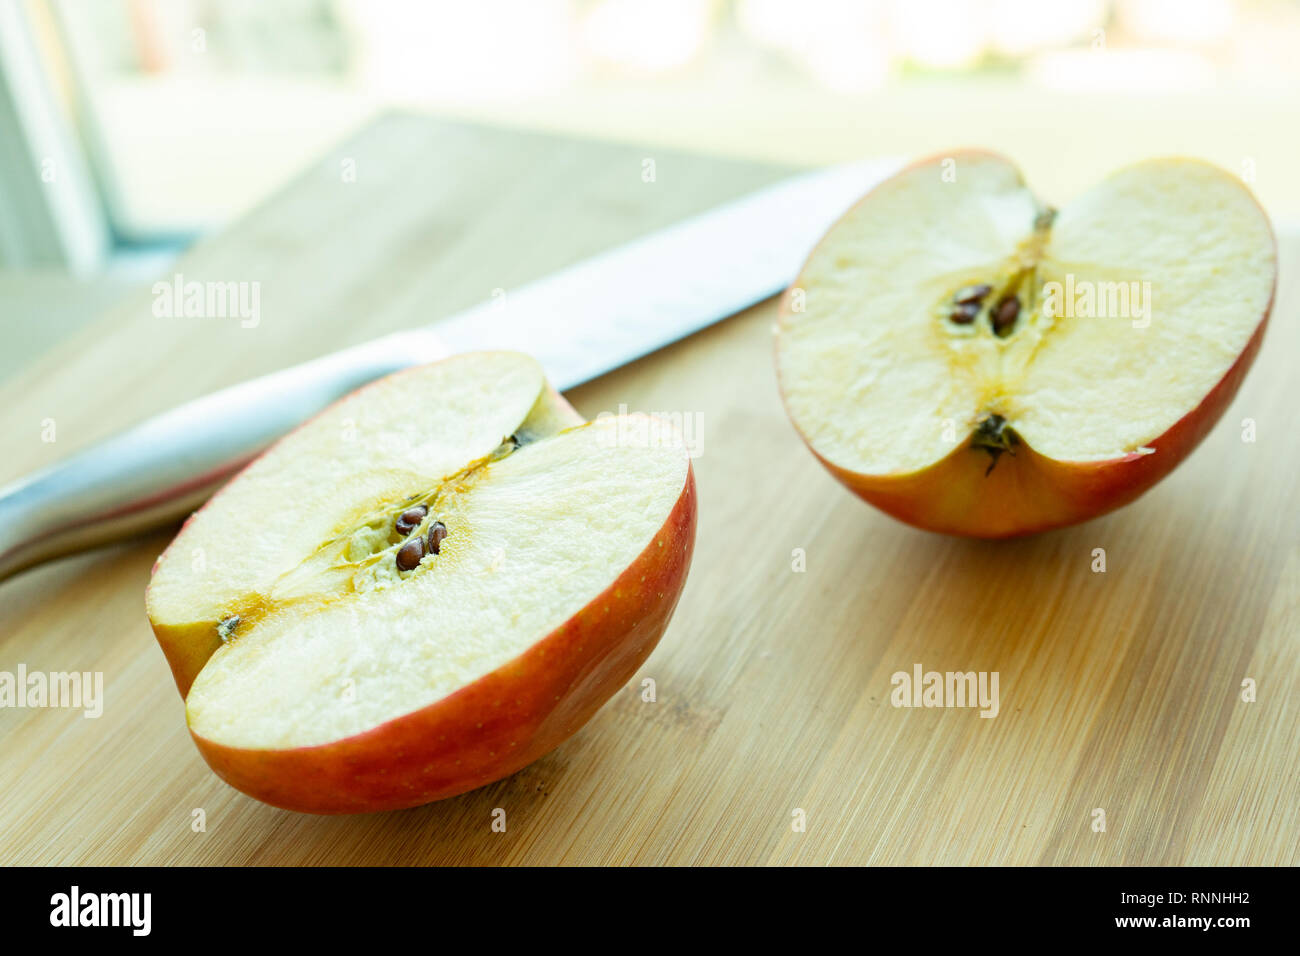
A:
<box><xmin>776</xmin><ymin>152</ymin><xmax>1276</xmax><ymax>535</ymax></box>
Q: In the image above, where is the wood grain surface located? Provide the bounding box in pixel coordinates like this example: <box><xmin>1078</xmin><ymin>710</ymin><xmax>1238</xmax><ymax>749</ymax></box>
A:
<box><xmin>0</xmin><ymin>114</ymin><xmax>1296</xmax><ymax>865</ymax></box>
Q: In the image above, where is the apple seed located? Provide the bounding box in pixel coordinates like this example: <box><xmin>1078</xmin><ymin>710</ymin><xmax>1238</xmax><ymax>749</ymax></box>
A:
<box><xmin>950</xmin><ymin>302</ymin><xmax>980</xmax><ymax>324</ymax></box>
<box><xmin>953</xmin><ymin>283</ymin><xmax>992</xmax><ymax>305</ymax></box>
<box><xmin>992</xmin><ymin>295</ymin><xmax>1021</xmax><ymax>337</ymax></box>
<box><xmin>396</xmin><ymin>537</ymin><xmax>426</xmax><ymax>571</ymax></box>
<box><xmin>395</xmin><ymin>504</ymin><xmax>428</xmax><ymax>536</ymax></box>
<box><xmin>427</xmin><ymin>521</ymin><xmax>448</xmax><ymax>555</ymax></box>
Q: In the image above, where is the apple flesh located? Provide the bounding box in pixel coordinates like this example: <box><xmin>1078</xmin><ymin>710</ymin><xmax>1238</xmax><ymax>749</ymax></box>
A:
<box><xmin>145</xmin><ymin>352</ymin><xmax>696</xmax><ymax>813</ymax></box>
<box><xmin>775</xmin><ymin>153</ymin><xmax>1276</xmax><ymax>537</ymax></box>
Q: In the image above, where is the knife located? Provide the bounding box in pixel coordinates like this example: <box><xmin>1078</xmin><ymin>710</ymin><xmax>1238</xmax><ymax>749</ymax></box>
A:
<box><xmin>0</xmin><ymin>157</ymin><xmax>899</xmax><ymax>581</ymax></box>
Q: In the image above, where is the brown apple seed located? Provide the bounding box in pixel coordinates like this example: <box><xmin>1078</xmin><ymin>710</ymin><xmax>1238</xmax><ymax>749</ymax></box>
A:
<box><xmin>953</xmin><ymin>283</ymin><xmax>992</xmax><ymax>305</ymax></box>
<box><xmin>950</xmin><ymin>302</ymin><xmax>980</xmax><ymax>324</ymax></box>
<box><xmin>427</xmin><ymin>521</ymin><xmax>448</xmax><ymax>555</ymax></box>
<box><xmin>992</xmin><ymin>295</ymin><xmax>1021</xmax><ymax>336</ymax></box>
<box><xmin>396</xmin><ymin>537</ymin><xmax>426</xmax><ymax>571</ymax></box>
<box><xmin>395</xmin><ymin>504</ymin><xmax>428</xmax><ymax>535</ymax></box>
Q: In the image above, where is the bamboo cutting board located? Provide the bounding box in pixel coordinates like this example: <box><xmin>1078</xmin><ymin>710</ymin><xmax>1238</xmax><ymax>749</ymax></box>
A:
<box><xmin>1</xmin><ymin>115</ymin><xmax>1296</xmax><ymax>865</ymax></box>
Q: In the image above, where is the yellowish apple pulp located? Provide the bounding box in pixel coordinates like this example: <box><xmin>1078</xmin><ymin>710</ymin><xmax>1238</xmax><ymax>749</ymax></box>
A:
<box><xmin>776</xmin><ymin>154</ymin><xmax>1276</xmax><ymax>476</ymax></box>
<box><xmin>146</xmin><ymin>353</ymin><xmax>691</xmax><ymax>750</ymax></box>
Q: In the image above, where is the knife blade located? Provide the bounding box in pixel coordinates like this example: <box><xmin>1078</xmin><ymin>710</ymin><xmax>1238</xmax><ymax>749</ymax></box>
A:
<box><xmin>0</xmin><ymin>157</ymin><xmax>899</xmax><ymax>581</ymax></box>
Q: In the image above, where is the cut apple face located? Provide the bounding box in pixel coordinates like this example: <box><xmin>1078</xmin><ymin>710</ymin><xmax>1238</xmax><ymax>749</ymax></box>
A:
<box><xmin>146</xmin><ymin>352</ymin><xmax>696</xmax><ymax>813</ymax></box>
<box><xmin>776</xmin><ymin>153</ymin><xmax>1276</xmax><ymax>536</ymax></box>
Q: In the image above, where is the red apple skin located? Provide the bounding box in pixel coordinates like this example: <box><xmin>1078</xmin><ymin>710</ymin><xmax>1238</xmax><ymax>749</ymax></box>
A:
<box><xmin>189</xmin><ymin>466</ymin><xmax>697</xmax><ymax>814</ymax></box>
<box><xmin>804</xmin><ymin>307</ymin><xmax>1270</xmax><ymax>538</ymax></box>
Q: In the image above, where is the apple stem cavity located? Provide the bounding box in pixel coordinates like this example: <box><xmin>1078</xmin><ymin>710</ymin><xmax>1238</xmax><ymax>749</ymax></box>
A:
<box><xmin>971</xmin><ymin>413</ymin><xmax>1019</xmax><ymax>475</ymax></box>
<box><xmin>216</xmin><ymin>615</ymin><xmax>241</xmax><ymax>643</ymax></box>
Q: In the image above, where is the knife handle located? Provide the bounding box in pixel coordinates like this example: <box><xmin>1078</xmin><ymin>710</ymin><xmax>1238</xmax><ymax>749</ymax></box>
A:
<box><xmin>0</xmin><ymin>334</ymin><xmax>431</xmax><ymax>582</ymax></box>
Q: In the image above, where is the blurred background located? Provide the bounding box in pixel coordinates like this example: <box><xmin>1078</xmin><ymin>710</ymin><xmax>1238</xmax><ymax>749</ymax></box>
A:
<box><xmin>2</xmin><ymin>0</ymin><xmax>1298</xmax><ymax>371</ymax></box>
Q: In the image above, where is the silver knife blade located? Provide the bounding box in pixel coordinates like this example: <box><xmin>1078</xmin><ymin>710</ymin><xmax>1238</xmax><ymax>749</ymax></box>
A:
<box><xmin>0</xmin><ymin>157</ymin><xmax>899</xmax><ymax>580</ymax></box>
<box><xmin>426</xmin><ymin>157</ymin><xmax>901</xmax><ymax>388</ymax></box>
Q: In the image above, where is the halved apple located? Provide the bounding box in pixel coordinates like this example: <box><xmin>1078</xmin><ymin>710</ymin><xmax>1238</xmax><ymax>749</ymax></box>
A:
<box><xmin>775</xmin><ymin>152</ymin><xmax>1276</xmax><ymax>537</ymax></box>
<box><xmin>146</xmin><ymin>352</ymin><xmax>696</xmax><ymax>813</ymax></box>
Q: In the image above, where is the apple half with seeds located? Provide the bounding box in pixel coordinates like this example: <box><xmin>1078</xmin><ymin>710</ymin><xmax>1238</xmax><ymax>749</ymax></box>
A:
<box><xmin>146</xmin><ymin>352</ymin><xmax>696</xmax><ymax>813</ymax></box>
<box><xmin>775</xmin><ymin>152</ymin><xmax>1276</xmax><ymax>537</ymax></box>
